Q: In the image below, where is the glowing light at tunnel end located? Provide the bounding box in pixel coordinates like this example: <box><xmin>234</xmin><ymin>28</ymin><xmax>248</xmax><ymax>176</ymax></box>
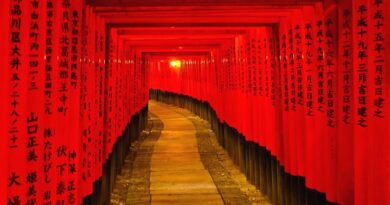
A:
<box><xmin>170</xmin><ymin>60</ymin><xmax>182</xmax><ymax>69</ymax></box>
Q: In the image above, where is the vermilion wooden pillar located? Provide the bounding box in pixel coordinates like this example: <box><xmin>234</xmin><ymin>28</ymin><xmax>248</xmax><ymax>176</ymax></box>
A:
<box><xmin>386</xmin><ymin>1</ymin><xmax>390</xmax><ymax>204</ymax></box>
<box><xmin>1</xmin><ymin>1</ymin><xmax>10</xmax><ymax>205</ymax></box>
<box><xmin>336</xmin><ymin>0</ymin><xmax>354</xmax><ymax>204</ymax></box>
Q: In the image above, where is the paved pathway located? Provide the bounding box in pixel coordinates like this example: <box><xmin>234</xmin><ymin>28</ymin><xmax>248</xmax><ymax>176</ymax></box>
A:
<box><xmin>110</xmin><ymin>101</ymin><xmax>272</xmax><ymax>205</ymax></box>
<box><xmin>149</xmin><ymin>101</ymin><xmax>224</xmax><ymax>204</ymax></box>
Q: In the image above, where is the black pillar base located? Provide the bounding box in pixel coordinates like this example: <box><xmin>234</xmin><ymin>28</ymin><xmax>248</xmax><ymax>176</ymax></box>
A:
<box><xmin>82</xmin><ymin>105</ymin><xmax>148</xmax><ymax>205</ymax></box>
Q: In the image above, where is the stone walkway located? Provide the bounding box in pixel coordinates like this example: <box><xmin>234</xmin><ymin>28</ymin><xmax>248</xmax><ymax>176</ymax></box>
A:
<box><xmin>110</xmin><ymin>101</ymin><xmax>272</xmax><ymax>205</ymax></box>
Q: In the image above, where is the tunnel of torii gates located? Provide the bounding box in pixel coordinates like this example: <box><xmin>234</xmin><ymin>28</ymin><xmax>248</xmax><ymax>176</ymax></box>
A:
<box><xmin>0</xmin><ymin>0</ymin><xmax>389</xmax><ymax>204</ymax></box>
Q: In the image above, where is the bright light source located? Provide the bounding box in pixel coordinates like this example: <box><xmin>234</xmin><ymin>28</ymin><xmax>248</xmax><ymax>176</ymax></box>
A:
<box><xmin>170</xmin><ymin>60</ymin><xmax>181</xmax><ymax>69</ymax></box>
<box><xmin>170</xmin><ymin>61</ymin><xmax>177</xmax><ymax>67</ymax></box>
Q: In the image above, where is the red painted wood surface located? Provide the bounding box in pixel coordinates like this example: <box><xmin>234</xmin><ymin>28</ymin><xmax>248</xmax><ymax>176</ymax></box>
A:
<box><xmin>1</xmin><ymin>0</ymin><xmax>389</xmax><ymax>204</ymax></box>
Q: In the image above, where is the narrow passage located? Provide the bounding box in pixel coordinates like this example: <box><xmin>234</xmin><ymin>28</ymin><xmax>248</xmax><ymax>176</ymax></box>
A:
<box><xmin>111</xmin><ymin>101</ymin><xmax>271</xmax><ymax>204</ymax></box>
